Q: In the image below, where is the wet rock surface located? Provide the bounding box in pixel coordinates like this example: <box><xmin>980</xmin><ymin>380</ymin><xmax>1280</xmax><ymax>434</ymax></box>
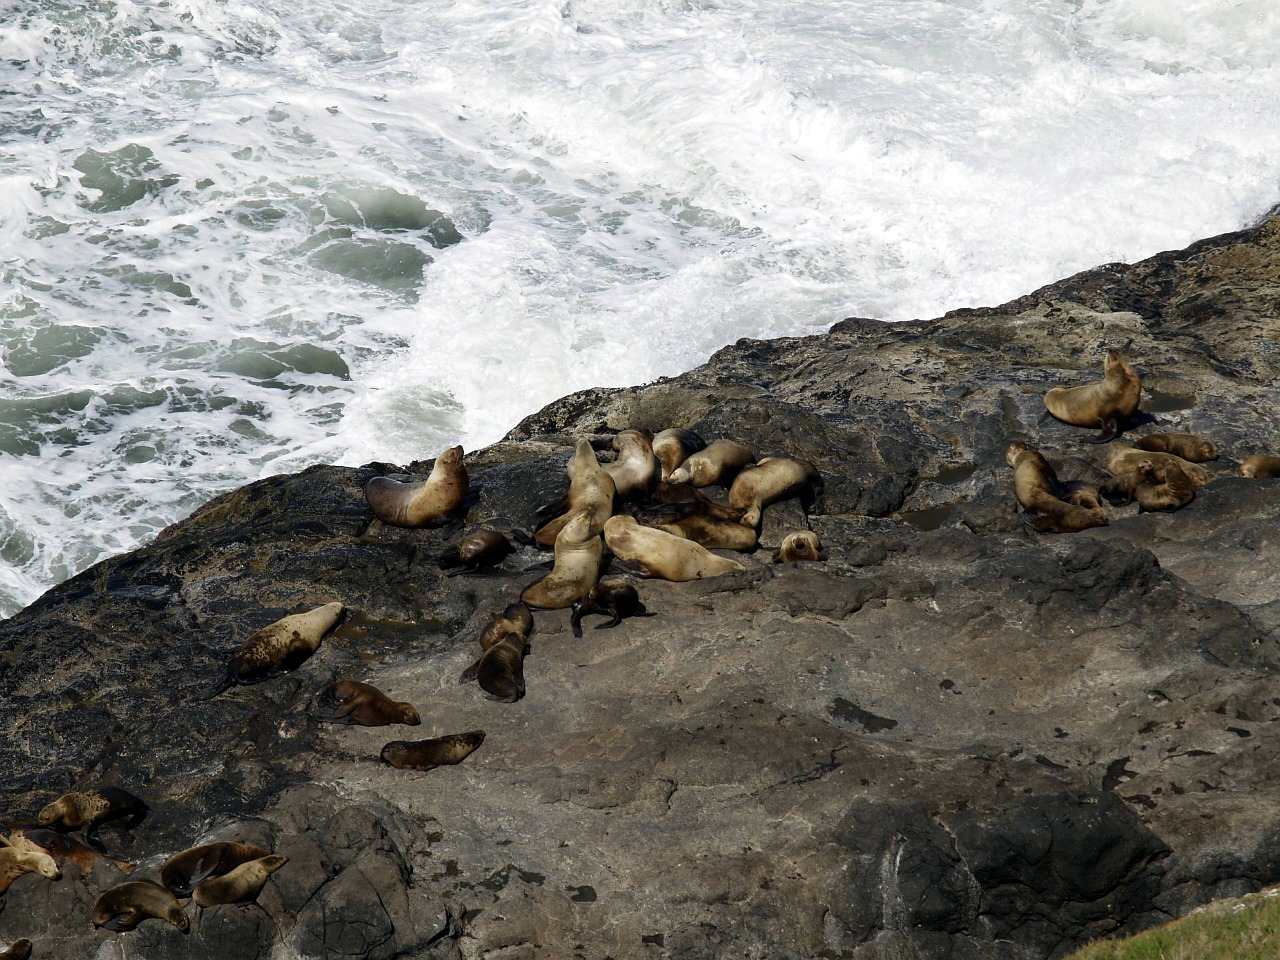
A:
<box><xmin>3</xmin><ymin>211</ymin><xmax>1280</xmax><ymax>958</ymax></box>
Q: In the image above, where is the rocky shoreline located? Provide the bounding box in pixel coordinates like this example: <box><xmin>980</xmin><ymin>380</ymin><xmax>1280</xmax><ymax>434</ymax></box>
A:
<box><xmin>3</xmin><ymin>210</ymin><xmax>1280</xmax><ymax>959</ymax></box>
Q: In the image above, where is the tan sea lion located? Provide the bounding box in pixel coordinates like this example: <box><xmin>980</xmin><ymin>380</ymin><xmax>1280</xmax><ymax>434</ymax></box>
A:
<box><xmin>364</xmin><ymin>445</ymin><xmax>468</xmax><ymax>527</ymax></box>
<box><xmin>603</xmin><ymin>430</ymin><xmax>660</xmax><ymax>501</ymax></box>
<box><xmin>1060</xmin><ymin>481</ymin><xmax>1106</xmax><ymax>511</ymax></box>
<box><xmin>0</xmin><ymin>939</ymin><xmax>31</xmax><ymax>960</ymax></box>
<box><xmin>381</xmin><ymin>730</ymin><xmax>486</xmax><ymax>771</ymax></box>
<box><xmin>459</xmin><ymin>633</ymin><xmax>527</xmax><ymax>702</ymax></box>
<box><xmin>729</xmin><ymin>457</ymin><xmax>821</xmax><ymax>528</ymax></box>
<box><xmin>1043</xmin><ymin>349</ymin><xmax>1141</xmax><ymax>443</ymax></box>
<box><xmin>1006</xmin><ymin>442</ymin><xmax>1109</xmax><ymax>534</ymax></box>
<box><xmin>7</xmin><ymin>827</ymin><xmax>133</xmax><ymax>876</ymax></box>
<box><xmin>1107</xmin><ymin>444</ymin><xmax>1210</xmax><ymax>485</ymax></box>
<box><xmin>311</xmin><ymin>680</ymin><xmax>420</xmax><ymax>727</ymax></box>
<box><xmin>192</xmin><ymin>854</ymin><xmax>288</xmax><ymax>907</ymax></box>
<box><xmin>37</xmin><ymin>786</ymin><xmax>148</xmax><ymax>845</ymax></box>
<box><xmin>93</xmin><ymin>880</ymin><xmax>188</xmax><ymax>933</ymax></box>
<box><xmin>0</xmin><ymin>848</ymin><xmax>59</xmax><ymax>896</ymax></box>
<box><xmin>534</xmin><ymin>439</ymin><xmax>618</xmax><ymax>546</ymax></box>
<box><xmin>603</xmin><ymin>515</ymin><xmax>745</xmax><ymax>581</ymax></box>
<box><xmin>1133</xmin><ymin>432</ymin><xmax>1218</xmax><ymax>462</ymax></box>
<box><xmin>438</xmin><ymin>529</ymin><xmax>514</xmax><ymax>574</ymax></box>
<box><xmin>521</xmin><ymin>511</ymin><xmax>603</xmax><ymax>610</ymax></box>
<box><xmin>1100</xmin><ymin>458</ymin><xmax>1195</xmax><ymax>512</ymax></box>
<box><xmin>1239</xmin><ymin>454</ymin><xmax>1280</xmax><ymax>478</ymax></box>
<box><xmin>652</xmin><ymin>428</ymin><xmax>706</xmax><ymax>482</ymax></box>
<box><xmin>203</xmin><ymin>601</ymin><xmax>345</xmax><ymax>699</ymax></box>
<box><xmin>479</xmin><ymin>601</ymin><xmax>534</xmax><ymax>651</ymax></box>
<box><xmin>161</xmin><ymin>841</ymin><xmax>271</xmax><ymax>897</ymax></box>
<box><xmin>667</xmin><ymin>439</ymin><xmax>755</xmax><ymax>487</ymax></box>
<box><xmin>773</xmin><ymin>531</ymin><xmax>827</xmax><ymax>563</ymax></box>
<box><xmin>570</xmin><ymin>580</ymin><xmax>650</xmax><ymax>637</ymax></box>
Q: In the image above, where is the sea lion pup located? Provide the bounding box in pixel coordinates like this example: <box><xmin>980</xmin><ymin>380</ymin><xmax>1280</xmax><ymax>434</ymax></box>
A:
<box><xmin>1043</xmin><ymin>349</ymin><xmax>1142</xmax><ymax>443</ymax></box>
<box><xmin>438</xmin><ymin>529</ymin><xmax>514</xmax><ymax>574</ymax></box>
<box><xmin>534</xmin><ymin>438</ymin><xmax>618</xmax><ymax>546</ymax></box>
<box><xmin>729</xmin><ymin>457</ymin><xmax>822</xmax><ymax>528</ymax></box>
<box><xmin>202</xmin><ymin>601</ymin><xmax>345</xmax><ymax>700</ymax></box>
<box><xmin>0</xmin><ymin>939</ymin><xmax>31</xmax><ymax>960</ymax></box>
<box><xmin>459</xmin><ymin>632</ymin><xmax>527</xmax><ymax>702</ymax></box>
<box><xmin>192</xmin><ymin>854</ymin><xmax>288</xmax><ymax>907</ymax></box>
<box><xmin>7</xmin><ymin>828</ymin><xmax>133</xmax><ymax>876</ymax></box>
<box><xmin>0</xmin><ymin>848</ymin><xmax>59</xmax><ymax>896</ymax></box>
<box><xmin>521</xmin><ymin>511</ymin><xmax>603</xmax><ymax>610</ymax></box>
<box><xmin>652</xmin><ymin>428</ymin><xmax>706</xmax><ymax>482</ymax></box>
<box><xmin>38</xmin><ymin>786</ymin><xmax>149</xmax><ymax>845</ymax></box>
<box><xmin>381</xmin><ymin>730</ymin><xmax>486</xmax><ymax>772</ymax></box>
<box><xmin>311</xmin><ymin>680</ymin><xmax>420</xmax><ymax>727</ymax></box>
<box><xmin>364</xmin><ymin>444</ymin><xmax>468</xmax><ymax>527</ymax></box>
<box><xmin>1133</xmin><ymin>432</ymin><xmax>1218</xmax><ymax>462</ymax></box>
<box><xmin>1005</xmin><ymin>441</ymin><xmax>1109</xmax><ymax>534</ymax></box>
<box><xmin>1107</xmin><ymin>444</ymin><xmax>1210</xmax><ymax>485</ymax></box>
<box><xmin>667</xmin><ymin>439</ymin><xmax>756</xmax><ymax>488</ymax></box>
<box><xmin>1239</xmin><ymin>454</ymin><xmax>1280</xmax><ymax>478</ymax></box>
<box><xmin>603</xmin><ymin>515</ymin><xmax>745</xmax><ymax>581</ymax></box>
<box><xmin>161</xmin><ymin>841</ymin><xmax>271</xmax><ymax>897</ymax></box>
<box><xmin>1100</xmin><ymin>458</ymin><xmax>1195</xmax><ymax>512</ymax></box>
<box><xmin>773</xmin><ymin>531</ymin><xmax>827</xmax><ymax>563</ymax></box>
<box><xmin>570</xmin><ymin>580</ymin><xmax>650</xmax><ymax>637</ymax></box>
<box><xmin>93</xmin><ymin>880</ymin><xmax>188</xmax><ymax>933</ymax></box>
<box><xmin>603</xmin><ymin>429</ymin><xmax>661</xmax><ymax>501</ymax></box>
<box><xmin>479</xmin><ymin>601</ymin><xmax>534</xmax><ymax>652</ymax></box>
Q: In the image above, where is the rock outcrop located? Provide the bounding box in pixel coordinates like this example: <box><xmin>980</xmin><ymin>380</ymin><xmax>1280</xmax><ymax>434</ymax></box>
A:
<box><xmin>2</xmin><ymin>210</ymin><xmax>1280</xmax><ymax>959</ymax></box>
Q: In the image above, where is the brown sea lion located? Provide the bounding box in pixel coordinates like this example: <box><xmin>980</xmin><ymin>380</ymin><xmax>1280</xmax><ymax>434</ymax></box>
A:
<box><xmin>1100</xmin><ymin>458</ymin><xmax>1195</xmax><ymax>512</ymax></box>
<box><xmin>7</xmin><ymin>827</ymin><xmax>133</xmax><ymax>876</ymax></box>
<box><xmin>192</xmin><ymin>854</ymin><xmax>288</xmax><ymax>907</ymax></box>
<box><xmin>459</xmin><ymin>633</ymin><xmax>527</xmax><ymax>702</ymax></box>
<box><xmin>728</xmin><ymin>457</ymin><xmax>822</xmax><ymax>528</ymax></box>
<box><xmin>161</xmin><ymin>841</ymin><xmax>271</xmax><ymax>897</ymax></box>
<box><xmin>311</xmin><ymin>680</ymin><xmax>420</xmax><ymax>727</ymax></box>
<box><xmin>666</xmin><ymin>439</ymin><xmax>756</xmax><ymax>487</ymax></box>
<box><xmin>1239</xmin><ymin>454</ymin><xmax>1280</xmax><ymax>478</ymax></box>
<box><xmin>1107</xmin><ymin>444</ymin><xmax>1210</xmax><ymax>485</ymax></box>
<box><xmin>521</xmin><ymin>511</ymin><xmax>603</xmax><ymax>610</ymax></box>
<box><xmin>0</xmin><ymin>848</ymin><xmax>59</xmax><ymax>896</ymax></box>
<box><xmin>0</xmin><ymin>939</ymin><xmax>31</xmax><ymax>960</ymax></box>
<box><xmin>653</xmin><ymin>511</ymin><xmax>759</xmax><ymax>551</ymax></box>
<box><xmin>1133</xmin><ymin>432</ymin><xmax>1218</xmax><ymax>462</ymax></box>
<box><xmin>534</xmin><ymin>438</ymin><xmax>618</xmax><ymax>546</ymax></box>
<box><xmin>479</xmin><ymin>601</ymin><xmax>534</xmax><ymax>652</ymax></box>
<box><xmin>603</xmin><ymin>515</ymin><xmax>745</xmax><ymax>581</ymax></box>
<box><xmin>364</xmin><ymin>445</ymin><xmax>468</xmax><ymax>527</ymax></box>
<box><xmin>38</xmin><ymin>786</ymin><xmax>149</xmax><ymax>847</ymax></box>
<box><xmin>203</xmin><ymin>601</ymin><xmax>345</xmax><ymax>699</ymax></box>
<box><xmin>1060</xmin><ymin>481</ymin><xmax>1106</xmax><ymax>511</ymax></box>
<box><xmin>1006</xmin><ymin>441</ymin><xmax>1109</xmax><ymax>534</ymax></box>
<box><xmin>772</xmin><ymin>531</ymin><xmax>827</xmax><ymax>563</ymax></box>
<box><xmin>570</xmin><ymin>580</ymin><xmax>650</xmax><ymax>637</ymax></box>
<box><xmin>438</xmin><ymin>529</ymin><xmax>514</xmax><ymax>574</ymax></box>
<box><xmin>93</xmin><ymin>880</ymin><xmax>188</xmax><ymax>933</ymax></box>
<box><xmin>381</xmin><ymin>730</ymin><xmax>486</xmax><ymax>772</ymax></box>
<box><xmin>603</xmin><ymin>430</ymin><xmax>660</xmax><ymax>501</ymax></box>
<box><xmin>652</xmin><ymin>428</ymin><xmax>706</xmax><ymax>482</ymax></box>
<box><xmin>1043</xmin><ymin>349</ymin><xmax>1141</xmax><ymax>443</ymax></box>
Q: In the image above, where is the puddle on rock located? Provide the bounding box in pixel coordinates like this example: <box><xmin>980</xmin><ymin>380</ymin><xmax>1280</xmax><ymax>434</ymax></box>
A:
<box><xmin>900</xmin><ymin>505</ymin><xmax>956</xmax><ymax>531</ymax></box>
<box><xmin>1143</xmin><ymin>388</ymin><xmax>1196</xmax><ymax>413</ymax></box>
<box><xmin>830</xmin><ymin>697</ymin><xmax>898</xmax><ymax>733</ymax></box>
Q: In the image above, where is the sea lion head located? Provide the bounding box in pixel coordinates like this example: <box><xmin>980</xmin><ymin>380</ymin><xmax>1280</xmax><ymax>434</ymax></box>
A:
<box><xmin>1005</xmin><ymin>441</ymin><xmax>1030</xmax><ymax>468</ymax></box>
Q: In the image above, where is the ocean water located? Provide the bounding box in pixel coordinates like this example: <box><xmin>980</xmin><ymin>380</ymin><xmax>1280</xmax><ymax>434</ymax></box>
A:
<box><xmin>1</xmin><ymin>0</ymin><xmax>1278</xmax><ymax>617</ymax></box>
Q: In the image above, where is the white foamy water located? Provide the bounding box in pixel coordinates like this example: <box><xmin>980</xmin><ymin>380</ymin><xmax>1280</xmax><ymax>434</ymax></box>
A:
<box><xmin>1</xmin><ymin>0</ymin><xmax>1278</xmax><ymax>616</ymax></box>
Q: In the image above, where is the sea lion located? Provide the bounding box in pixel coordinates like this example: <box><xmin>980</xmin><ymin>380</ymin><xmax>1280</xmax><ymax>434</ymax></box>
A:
<box><xmin>1060</xmin><ymin>481</ymin><xmax>1106</xmax><ymax>511</ymax></box>
<box><xmin>1043</xmin><ymin>349</ymin><xmax>1141</xmax><ymax>443</ymax></box>
<box><xmin>1239</xmin><ymin>454</ymin><xmax>1280</xmax><ymax>478</ymax></box>
<box><xmin>1006</xmin><ymin>441</ymin><xmax>1109</xmax><ymax>534</ymax></box>
<box><xmin>651</xmin><ymin>510</ymin><xmax>758</xmax><ymax>551</ymax></box>
<box><xmin>479</xmin><ymin>601</ymin><xmax>534</xmax><ymax>652</ymax></box>
<box><xmin>534</xmin><ymin>439</ymin><xmax>618</xmax><ymax>546</ymax></box>
<box><xmin>311</xmin><ymin>680</ymin><xmax>420</xmax><ymax>726</ymax></box>
<box><xmin>641</xmin><ymin>484</ymin><xmax>745</xmax><ymax>521</ymax></box>
<box><xmin>1100</xmin><ymin>458</ymin><xmax>1195</xmax><ymax>512</ymax></box>
<box><xmin>460</xmin><ymin>632</ymin><xmax>527</xmax><ymax>702</ymax></box>
<box><xmin>652</xmin><ymin>428</ymin><xmax>706</xmax><ymax>482</ymax></box>
<box><xmin>772</xmin><ymin>531</ymin><xmax>827</xmax><ymax>563</ymax></box>
<box><xmin>728</xmin><ymin>457</ymin><xmax>822</xmax><ymax>528</ymax></box>
<box><xmin>603</xmin><ymin>430</ymin><xmax>660</xmax><ymax>501</ymax></box>
<box><xmin>192</xmin><ymin>854</ymin><xmax>288</xmax><ymax>907</ymax></box>
<box><xmin>93</xmin><ymin>880</ymin><xmax>188</xmax><ymax>933</ymax></box>
<box><xmin>1133</xmin><ymin>432</ymin><xmax>1218</xmax><ymax>462</ymax></box>
<box><xmin>603</xmin><ymin>515</ymin><xmax>745</xmax><ymax>581</ymax></box>
<box><xmin>364</xmin><ymin>445</ymin><xmax>468</xmax><ymax>527</ymax></box>
<box><xmin>38</xmin><ymin>786</ymin><xmax>149</xmax><ymax>844</ymax></box>
<box><xmin>6</xmin><ymin>827</ymin><xmax>133</xmax><ymax>876</ymax></box>
<box><xmin>0</xmin><ymin>939</ymin><xmax>31</xmax><ymax>960</ymax></box>
<box><xmin>0</xmin><ymin>848</ymin><xmax>59</xmax><ymax>896</ymax></box>
<box><xmin>438</xmin><ymin>529</ymin><xmax>514</xmax><ymax>574</ymax></box>
<box><xmin>667</xmin><ymin>439</ymin><xmax>755</xmax><ymax>488</ymax></box>
<box><xmin>521</xmin><ymin>511</ymin><xmax>603</xmax><ymax>610</ymax></box>
<box><xmin>381</xmin><ymin>730</ymin><xmax>486</xmax><ymax>772</ymax></box>
<box><xmin>161</xmin><ymin>841</ymin><xmax>271</xmax><ymax>897</ymax></box>
<box><xmin>1107</xmin><ymin>444</ymin><xmax>1210</xmax><ymax>485</ymax></box>
<box><xmin>570</xmin><ymin>580</ymin><xmax>650</xmax><ymax>637</ymax></box>
<box><xmin>203</xmin><ymin>601</ymin><xmax>345</xmax><ymax>699</ymax></box>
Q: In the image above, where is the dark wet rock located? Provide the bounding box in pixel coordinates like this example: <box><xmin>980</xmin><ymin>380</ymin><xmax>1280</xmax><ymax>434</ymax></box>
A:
<box><xmin>5</xmin><ymin>212</ymin><xmax>1280</xmax><ymax>958</ymax></box>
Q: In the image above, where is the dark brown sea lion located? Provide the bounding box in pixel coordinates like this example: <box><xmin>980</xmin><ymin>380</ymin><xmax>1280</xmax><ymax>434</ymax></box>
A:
<box><xmin>1107</xmin><ymin>444</ymin><xmax>1210</xmax><ymax>485</ymax></box>
<box><xmin>1006</xmin><ymin>442</ymin><xmax>1109</xmax><ymax>534</ymax></box>
<box><xmin>311</xmin><ymin>680</ymin><xmax>420</xmax><ymax>727</ymax></box>
<box><xmin>603</xmin><ymin>429</ymin><xmax>660</xmax><ymax>501</ymax></box>
<box><xmin>364</xmin><ymin>445</ymin><xmax>468</xmax><ymax>527</ymax></box>
<box><xmin>479</xmin><ymin>601</ymin><xmax>534</xmax><ymax>652</ymax></box>
<box><xmin>93</xmin><ymin>880</ymin><xmax>188</xmax><ymax>933</ymax></box>
<box><xmin>1100</xmin><ymin>458</ymin><xmax>1195</xmax><ymax>512</ymax></box>
<box><xmin>1239</xmin><ymin>454</ymin><xmax>1280</xmax><ymax>478</ymax></box>
<box><xmin>1043</xmin><ymin>349</ymin><xmax>1141</xmax><ymax>443</ymax></box>
<box><xmin>7</xmin><ymin>827</ymin><xmax>133</xmax><ymax>876</ymax></box>
<box><xmin>38</xmin><ymin>786</ymin><xmax>148</xmax><ymax>850</ymax></box>
<box><xmin>192</xmin><ymin>854</ymin><xmax>288</xmax><ymax>907</ymax></box>
<box><xmin>522</xmin><ymin>511</ymin><xmax>603</xmax><ymax>609</ymax></box>
<box><xmin>667</xmin><ymin>439</ymin><xmax>755</xmax><ymax>488</ymax></box>
<box><xmin>460</xmin><ymin>633</ymin><xmax>527</xmax><ymax>702</ymax></box>
<box><xmin>0</xmin><ymin>848</ymin><xmax>59</xmax><ymax>896</ymax></box>
<box><xmin>161</xmin><ymin>841</ymin><xmax>271</xmax><ymax>897</ymax></box>
<box><xmin>570</xmin><ymin>580</ymin><xmax>650</xmax><ymax>637</ymax></box>
<box><xmin>534</xmin><ymin>438</ymin><xmax>618</xmax><ymax>546</ymax></box>
<box><xmin>1133</xmin><ymin>432</ymin><xmax>1218</xmax><ymax>462</ymax></box>
<box><xmin>202</xmin><ymin>601</ymin><xmax>345</xmax><ymax>699</ymax></box>
<box><xmin>638</xmin><ymin>501</ymin><xmax>757</xmax><ymax>551</ymax></box>
<box><xmin>772</xmin><ymin>531</ymin><xmax>827</xmax><ymax>563</ymax></box>
<box><xmin>652</xmin><ymin>428</ymin><xmax>706</xmax><ymax>482</ymax></box>
<box><xmin>603</xmin><ymin>515</ymin><xmax>744</xmax><ymax>581</ymax></box>
<box><xmin>381</xmin><ymin>730</ymin><xmax>486</xmax><ymax>772</ymax></box>
<box><xmin>438</xmin><ymin>529</ymin><xmax>514</xmax><ymax>574</ymax></box>
<box><xmin>728</xmin><ymin>457</ymin><xmax>821</xmax><ymax>528</ymax></box>
<box><xmin>0</xmin><ymin>939</ymin><xmax>31</xmax><ymax>960</ymax></box>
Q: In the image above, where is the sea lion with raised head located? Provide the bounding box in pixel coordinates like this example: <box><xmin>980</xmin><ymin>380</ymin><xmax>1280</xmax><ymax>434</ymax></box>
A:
<box><xmin>203</xmin><ymin>601</ymin><xmax>345</xmax><ymax>699</ymax></box>
<box><xmin>1006</xmin><ymin>441</ymin><xmax>1109</xmax><ymax>533</ymax></box>
<box><xmin>534</xmin><ymin>439</ymin><xmax>618</xmax><ymax>546</ymax></box>
<box><xmin>570</xmin><ymin>580</ymin><xmax>650</xmax><ymax>637</ymax></box>
<box><xmin>652</xmin><ymin>428</ymin><xmax>706</xmax><ymax>482</ymax></box>
<box><xmin>603</xmin><ymin>429</ymin><xmax>660</xmax><ymax>501</ymax></box>
<box><xmin>192</xmin><ymin>854</ymin><xmax>288</xmax><ymax>907</ymax></box>
<box><xmin>460</xmin><ymin>632</ymin><xmax>527</xmax><ymax>702</ymax></box>
<box><xmin>1239</xmin><ymin>454</ymin><xmax>1280</xmax><ymax>478</ymax></box>
<box><xmin>773</xmin><ymin>531</ymin><xmax>827</xmax><ymax>563</ymax></box>
<box><xmin>381</xmin><ymin>730</ymin><xmax>486</xmax><ymax>772</ymax></box>
<box><xmin>364</xmin><ymin>445</ymin><xmax>468</xmax><ymax>527</ymax></box>
<box><xmin>729</xmin><ymin>457</ymin><xmax>822</xmax><ymax>528</ymax></box>
<box><xmin>1043</xmin><ymin>349</ymin><xmax>1141</xmax><ymax>443</ymax></box>
<box><xmin>38</xmin><ymin>786</ymin><xmax>149</xmax><ymax>846</ymax></box>
<box><xmin>479</xmin><ymin>601</ymin><xmax>534</xmax><ymax>651</ymax></box>
<box><xmin>522</xmin><ymin>511</ymin><xmax>603</xmax><ymax>609</ymax></box>
<box><xmin>311</xmin><ymin>680</ymin><xmax>420</xmax><ymax>727</ymax></box>
<box><xmin>7</xmin><ymin>827</ymin><xmax>133</xmax><ymax>876</ymax></box>
<box><xmin>1100</xmin><ymin>458</ymin><xmax>1195</xmax><ymax>512</ymax></box>
<box><xmin>161</xmin><ymin>841</ymin><xmax>271</xmax><ymax>897</ymax></box>
<box><xmin>603</xmin><ymin>515</ymin><xmax>745</xmax><ymax>581</ymax></box>
<box><xmin>1133</xmin><ymin>432</ymin><xmax>1218</xmax><ymax>462</ymax></box>
<box><xmin>667</xmin><ymin>439</ymin><xmax>755</xmax><ymax>488</ymax></box>
<box><xmin>1107</xmin><ymin>444</ymin><xmax>1210</xmax><ymax>485</ymax></box>
<box><xmin>93</xmin><ymin>880</ymin><xmax>188</xmax><ymax>933</ymax></box>
<box><xmin>0</xmin><ymin>939</ymin><xmax>31</xmax><ymax>960</ymax></box>
<box><xmin>438</xmin><ymin>529</ymin><xmax>514</xmax><ymax>574</ymax></box>
<box><xmin>0</xmin><ymin>848</ymin><xmax>59</xmax><ymax>896</ymax></box>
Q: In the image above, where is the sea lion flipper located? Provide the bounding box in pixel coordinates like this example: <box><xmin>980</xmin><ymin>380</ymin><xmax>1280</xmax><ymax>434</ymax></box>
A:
<box><xmin>533</xmin><ymin>495</ymin><xmax>569</xmax><ymax>525</ymax></box>
<box><xmin>569</xmin><ymin>601</ymin><xmax>587</xmax><ymax>639</ymax></box>
<box><xmin>85</xmin><ymin>828</ymin><xmax>107</xmax><ymax>855</ymax></box>
<box><xmin>1084</xmin><ymin>418</ymin><xmax>1120</xmax><ymax>444</ymax></box>
<box><xmin>595</xmin><ymin>610</ymin><xmax>623</xmax><ymax>629</ymax></box>
<box><xmin>1020</xmin><ymin>511</ymin><xmax>1055</xmax><ymax>534</ymax></box>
